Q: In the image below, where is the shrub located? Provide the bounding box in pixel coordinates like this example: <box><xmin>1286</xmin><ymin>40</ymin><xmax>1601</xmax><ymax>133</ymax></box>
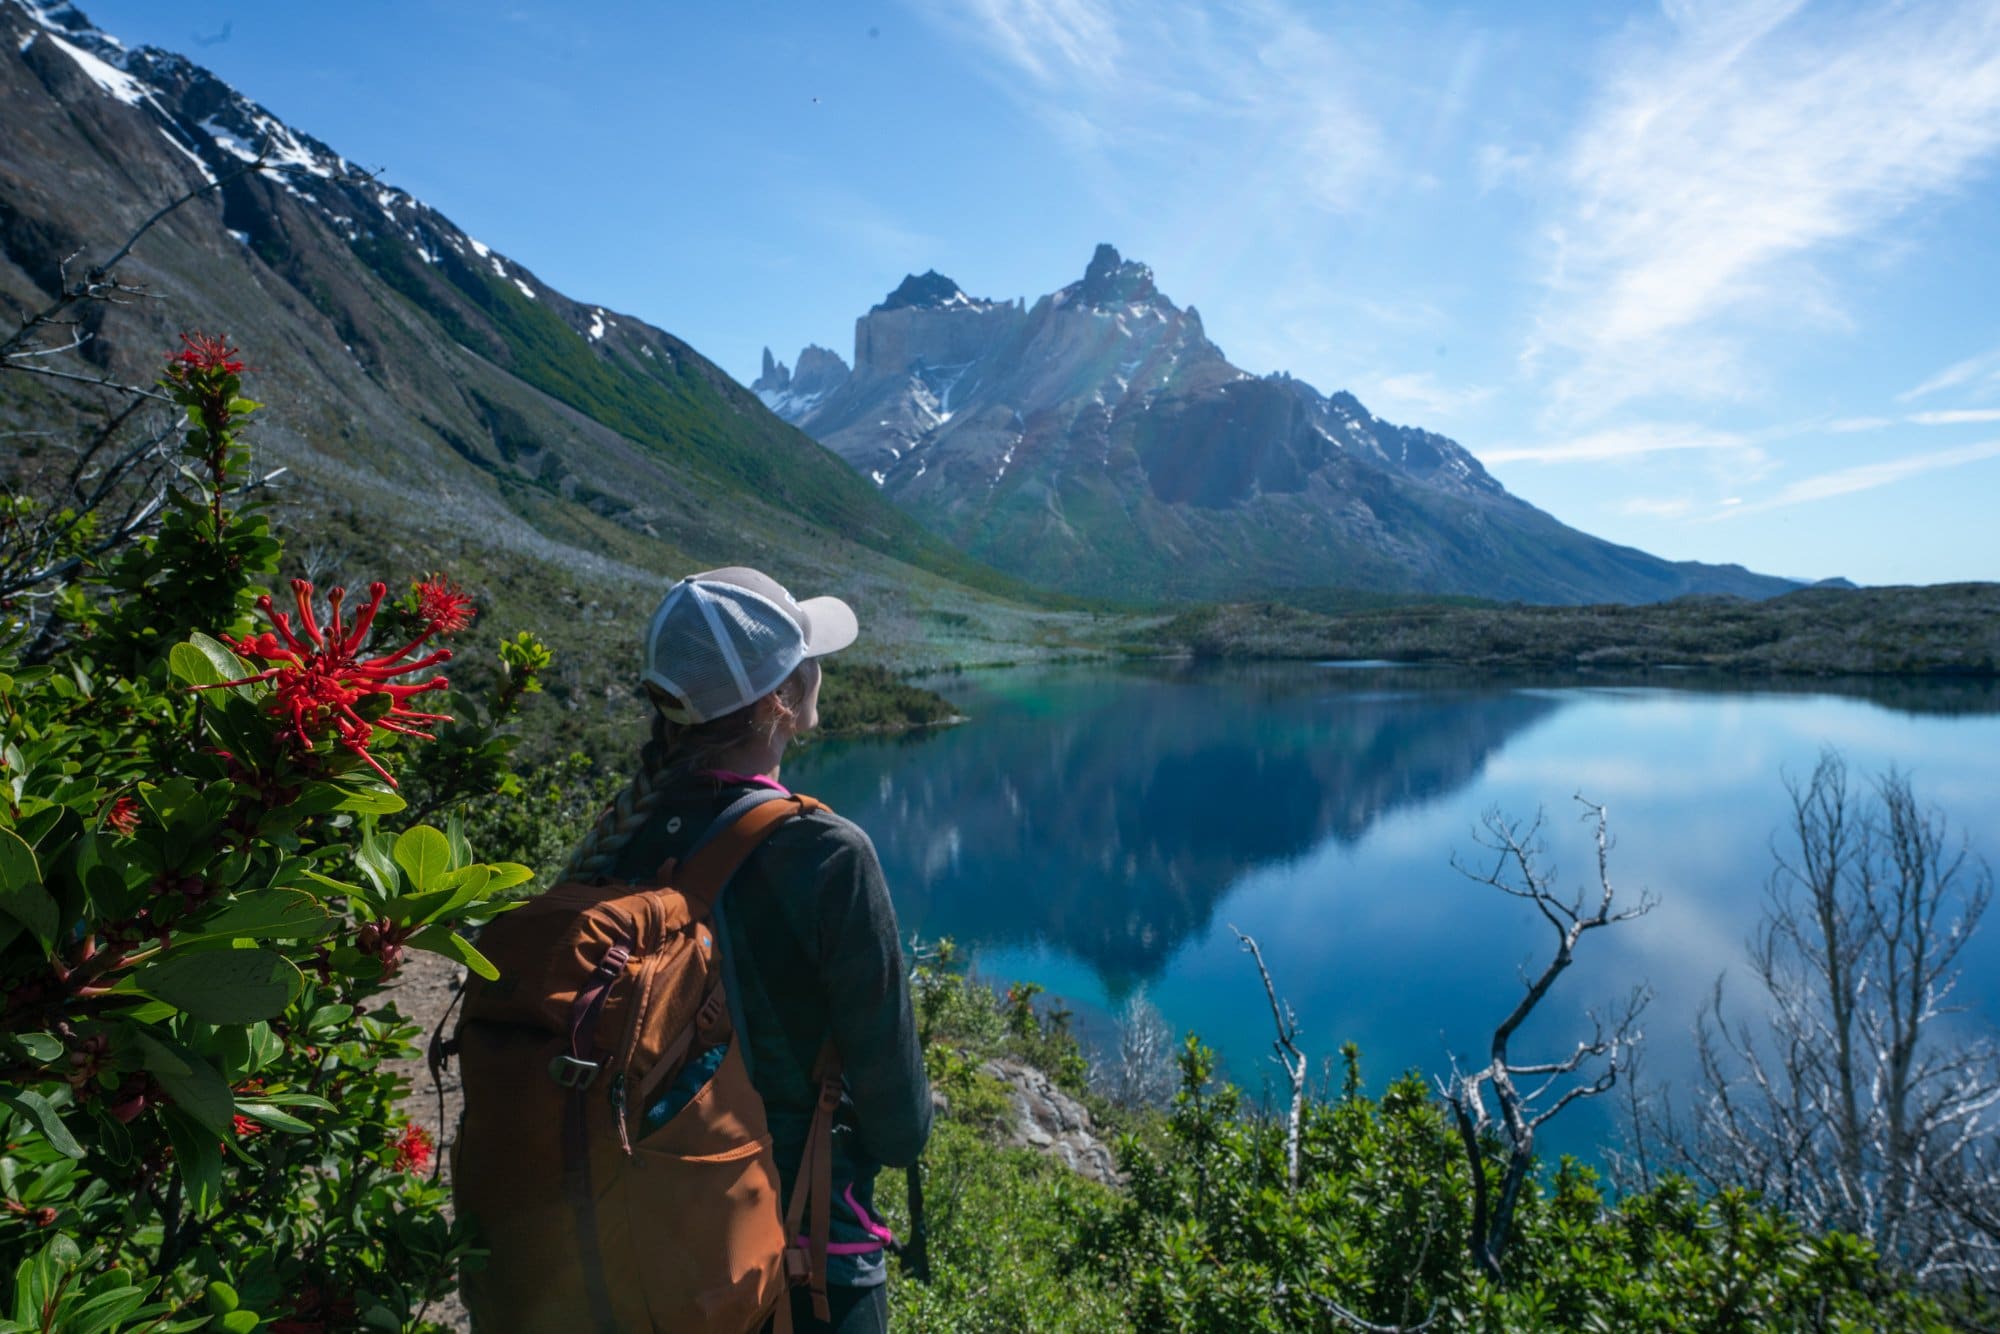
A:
<box><xmin>0</xmin><ymin>339</ymin><xmax>544</xmax><ymax>1330</ymax></box>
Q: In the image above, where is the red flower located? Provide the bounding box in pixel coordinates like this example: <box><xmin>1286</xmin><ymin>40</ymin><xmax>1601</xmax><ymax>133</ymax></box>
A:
<box><xmin>101</xmin><ymin>795</ymin><xmax>141</xmax><ymax>836</ymax></box>
<box><xmin>168</xmin><ymin>331</ymin><xmax>244</xmax><ymax>376</ymax></box>
<box><xmin>194</xmin><ymin>579</ymin><xmax>455</xmax><ymax>787</ymax></box>
<box><xmin>231</xmin><ymin>1113</ymin><xmax>261</xmax><ymax>1138</ymax></box>
<box><xmin>414</xmin><ymin>574</ymin><xmax>477</xmax><ymax>635</ymax></box>
<box><xmin>392</xmin><ymin>1120</ymin><xmax>434</xmax><ymax>1174</ymax></box>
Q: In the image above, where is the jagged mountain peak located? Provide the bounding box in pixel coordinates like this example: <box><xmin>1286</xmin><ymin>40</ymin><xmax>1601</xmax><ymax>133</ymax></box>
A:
<box><xmin>873</xmin><ymin>269</ymin><xmax>992</xmax><ymax>313</ymax></box>
<box><xmin>1068</xmin><ymin>242</ymin><xmax>1164</xmax><ymax>310</ymax></box>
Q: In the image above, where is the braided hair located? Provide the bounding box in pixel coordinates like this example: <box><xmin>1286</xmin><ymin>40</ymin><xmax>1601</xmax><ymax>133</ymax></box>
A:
<box><xmin>560</xmin><ymin>673</ymin><xmax>807</xmax><ymax>881</ymax></box>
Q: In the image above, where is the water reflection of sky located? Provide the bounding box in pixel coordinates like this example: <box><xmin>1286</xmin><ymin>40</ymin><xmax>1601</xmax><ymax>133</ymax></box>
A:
<box><xmin>786</xmin><ymin>664</ymin><xmax>2000</xmax><ymax>1161</ymax></box>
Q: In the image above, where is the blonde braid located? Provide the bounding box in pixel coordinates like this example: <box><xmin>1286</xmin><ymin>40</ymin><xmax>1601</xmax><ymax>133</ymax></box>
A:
<box><xmin>560</xmin><ymin>680</ymin><xmax>791</xmax><ymax>881</ymax></box>
<box><xmin>561</xmin><ymin>712</ymin><xmax>674</xmax><ymax>881</ymax></box>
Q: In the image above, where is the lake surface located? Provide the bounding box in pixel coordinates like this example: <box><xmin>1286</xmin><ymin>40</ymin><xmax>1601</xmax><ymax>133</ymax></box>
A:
<box><xmin>785</xmin><ymin>662</ymin><xmax>2000</xmax><ymax>1158</ymax></box>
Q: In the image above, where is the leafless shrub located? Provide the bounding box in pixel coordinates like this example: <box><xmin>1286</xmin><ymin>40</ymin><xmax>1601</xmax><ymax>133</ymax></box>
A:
<box><xmin>1094</xmin><ymin>984</ymin><xmax>1176</xmax><ymax>1111</ymax></box>
<box><xmin>1627</xmin><ymin>751</ymin><xmax>2000</xmax><ymax>1291</ymax></box>
<box><xmin>1440</xmin><ymin>796</ymin><xmax>1654</xmax><ymax>1281</ymax></box>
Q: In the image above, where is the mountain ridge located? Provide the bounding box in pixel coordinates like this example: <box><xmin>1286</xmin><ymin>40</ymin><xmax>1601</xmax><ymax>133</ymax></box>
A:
<box><xmin>755</xmin><ymin>245</ymin><xmax>1798</xmax><ymax>606</ymax></box>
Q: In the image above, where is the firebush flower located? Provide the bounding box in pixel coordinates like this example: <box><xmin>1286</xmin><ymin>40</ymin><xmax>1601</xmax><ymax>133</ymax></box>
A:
<box><xmin>195</xmin><ymin>578</ymin><xmax>472</xmax><ymax>787</ymax></box>
<box><xmin>414</xmin><ymin>574</ymin><xmax>476</xmax><ymax>635</ymax></box>
<box><xmin>168</xmin><ymin>330</ymin><xmax>245</xmax><ymax>377</ymax></box>
<box><xmin>101</xmin><ymin>794</ymin><xmax>141</xmax><ymax>836</ymax></box>
<box><xmin>392</xmin><ymin>1121</ymin><xmax>434</xmax><ymax>1174</ymax></box>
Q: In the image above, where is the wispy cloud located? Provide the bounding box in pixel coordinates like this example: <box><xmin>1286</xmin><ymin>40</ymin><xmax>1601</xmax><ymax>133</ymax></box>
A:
<box><xmin>1360</xmin><ymin>372</ymin><xmax>1494</xmax><ymax>423</ymax></box>
<box><xmin>1482</xmin><ymin>421</ymin><xmax>1753</xmax><ymax>465</ymax></box>
<box><xmin>1532</xmin><ymin>0</ymin><xmax>2000</xmax><ymax>419</ymax></box>
<box><xmin>1827</xmin><ymin>409</ymin><xmax>2000</xmax><ymax>431</ymax></box>
<box><xmin>1898</xmin><ymin>344</ymin><xmax>2000</xmax><ymax>402</ymax></box>
<box><xmin>912</xmin><ymin>0</ymin><xmax>1387</xmax><ymax>213</ymax></box>
<box><xmin>1724</xmin><ymin>439</ymin><xmax>2000</xmax><ymax>516</ymax></box>
<box><xmin>1908</xmin><ymin>408</ymin><xmax>2000</xmax><ymax>426</ymax></box>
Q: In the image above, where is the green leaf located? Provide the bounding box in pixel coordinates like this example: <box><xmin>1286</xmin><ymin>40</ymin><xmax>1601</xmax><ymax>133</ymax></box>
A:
<box><xmin>482</xmin><ymin>862</ymin><xmax>536</xmax><ymax>893</ymax></box>
<box><xmin>186</xmin><ymin>631</ymin><xmax>248</xmax><ymax>683</ymax></box>
<box><xmin>205</xmin><ymin>1281</ymin><xmax>240</xmax><ymax>1315</ymax></box>
<box><xmin>12</xmin><ymin>1032</ymin><xmax>62</xmax><ymax>1063</ymax></box>
<box><xmin>220</xmin><ymin>1311</ymin><xmax>260</xmax><ymax>1334</ymax></box>
<box><xmin>132</xmin><ymin>1032</ymin><xmax>234</xmax><ymax>1138</ymax></box>
<box><xmin>0</xmin><ymin>829</ymin><xmax>54</xmax><ymax>951</ymax></box>
<box><xmin>293</xmin><ymin>869</ymin><xmax>368</xmax><ymax>900</ymax></box>
<box><xmin>232</xmin><ymin>1101</ymin><xmax>314</xmax><ymax>1134</ymax></box>
<box><xmin>334</xmin><ymin>784</ymin><xmax>406</xmax><ymax>815</ymax></box>
<box><xmin>353</xmin><ymin>827</ymin><xmax>399</xmax><ymax>897</ymax></box>
<box><xmin>409</xmin><ymin>925</ymin><xmax>500</xmax><ymax>980</ymax></box>
<box><xmin>137</xmin><ymin>949</ymin><xmax>302</xmax><ymax>1024</ymax></box>
<box><xmin>180</xmin><ymin>889</ymin><xmax>332</xmax><ymax>942</ymax></box>
<box><xmin>0</xmin><ymin>1089</ymin><xmax>83</xmax><ymax>1158</ymax></box>
<box><xmin>385</xmin><ymin>864</ymin><xmax>489</xmax><ymax>926</ymax></box>
<box><xmin>253</xmin><ymin>1091</ymin><xmax>335</xmax><ymax>1111</ymax></box>
<box><xmin>158</xmin><ymin>1106</ymin><xmax>223</xmax><ymax>1215</ymax></box>
<box><xmin>446</xmin><ymin>807</ymin><xmax>472</xmax><ymax>869</ymax></box>
<box><xmin>167</xmin><ymin>636</ymin><xmax>245</xmax><ymax>690</ymax></box>
<box><xmin>393</xmin><ymin>825</ymin><xmax>452</xmax><ymax>892</ymax></box>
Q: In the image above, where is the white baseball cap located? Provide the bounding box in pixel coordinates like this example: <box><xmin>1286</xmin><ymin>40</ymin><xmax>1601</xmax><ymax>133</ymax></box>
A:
<box><xmin>642</xmin><ymin>566</ymin><xmax>858</xmax><ymax>724</ymax></box>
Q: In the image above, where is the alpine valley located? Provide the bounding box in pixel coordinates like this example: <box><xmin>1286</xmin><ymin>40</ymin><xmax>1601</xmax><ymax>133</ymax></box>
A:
<box><xmin>755</xmin><ymin>247</ymin><xmax>1796</xmax><ymax>605</ymax></box>
<box><xmin>0</xmin><ymin>0</ymin><xmax>1081</xmax><ymax>741</ymax></box>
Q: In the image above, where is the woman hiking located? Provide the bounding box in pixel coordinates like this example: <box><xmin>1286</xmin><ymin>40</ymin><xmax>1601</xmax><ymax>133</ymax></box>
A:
<box><xmin>453</xmin><ymin>566</ymin><xmax>930</xmax><ymax>1334</ymax></box>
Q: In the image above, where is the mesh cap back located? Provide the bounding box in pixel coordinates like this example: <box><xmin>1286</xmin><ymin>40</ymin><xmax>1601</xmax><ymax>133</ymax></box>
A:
<box><xmin>642</xmin><ymin>568</ymin><xmax>857</xmax><ymax>724</ymax></box>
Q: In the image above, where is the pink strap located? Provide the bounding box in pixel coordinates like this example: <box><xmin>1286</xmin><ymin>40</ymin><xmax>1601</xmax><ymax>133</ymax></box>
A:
<box><xmin>797</xmin><ymin>1183</ymin><xmax>897</xmax><ymax>1256</ymax></box>
<box><xmin>693</xmin><ymin>768</ymin><xmax>791</xmax><ymax>795</ymax></box>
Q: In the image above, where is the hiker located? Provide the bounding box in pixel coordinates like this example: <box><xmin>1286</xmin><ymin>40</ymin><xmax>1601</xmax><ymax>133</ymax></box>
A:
<box><xmin>560</xmin><ymin>566</ymin><xmax>931</xmax><ymax>1333</ymax></box>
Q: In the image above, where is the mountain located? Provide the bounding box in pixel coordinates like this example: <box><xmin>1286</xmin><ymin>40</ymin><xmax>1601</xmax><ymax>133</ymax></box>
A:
<box><xmin>0</xmin><ymin>0</ymin><xmax>1042</xmax><ymax>681</ymax></box>
<box><xmin>755</xmin><ymin>245</ymin><xmax>1796</xmax><ymax>605</ymax></box>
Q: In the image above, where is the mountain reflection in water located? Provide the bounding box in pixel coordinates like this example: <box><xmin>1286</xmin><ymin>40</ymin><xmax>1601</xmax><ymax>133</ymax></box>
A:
<box><xmin>796</xmin><ymin>664</ymin><xmax>1563</xmax><ymax>990</ymax></box>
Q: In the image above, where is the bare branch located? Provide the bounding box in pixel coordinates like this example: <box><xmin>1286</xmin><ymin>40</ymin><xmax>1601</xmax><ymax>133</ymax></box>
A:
<box><xmin>1233</xmin><ymin>925</ymin><xmax>1308</xmax><ymax>1192</ymax></box>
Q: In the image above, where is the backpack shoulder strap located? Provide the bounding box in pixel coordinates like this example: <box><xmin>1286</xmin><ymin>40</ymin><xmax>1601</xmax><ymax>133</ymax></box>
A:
<box><xmin>674</xmin><ymin>790</ymin><xmax>826</xmax><ymax>915</ymax></box>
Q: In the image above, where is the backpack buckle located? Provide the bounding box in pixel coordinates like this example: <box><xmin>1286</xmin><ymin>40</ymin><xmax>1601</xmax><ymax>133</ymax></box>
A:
<box><xmin>548</xmin><ymin>1054</ymin><xmax>602</xmax><ymax>1089</ymax></box>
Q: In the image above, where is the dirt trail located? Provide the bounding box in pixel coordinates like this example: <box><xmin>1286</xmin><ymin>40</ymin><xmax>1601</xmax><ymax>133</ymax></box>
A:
<box><xmin>383</xmin><ymin>947</ymin><xmax>471</xmax><ymax>1332</ymax></box>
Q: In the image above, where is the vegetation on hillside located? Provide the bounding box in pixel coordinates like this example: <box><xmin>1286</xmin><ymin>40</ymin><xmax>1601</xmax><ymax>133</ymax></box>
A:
<box><xmin>1152</xmin><ymin>583</ymin><xmax>2000</xmax><ymax>676</ymax></box>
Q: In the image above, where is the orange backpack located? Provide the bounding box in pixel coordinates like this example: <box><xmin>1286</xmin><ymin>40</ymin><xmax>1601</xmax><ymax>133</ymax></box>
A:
<box><xmin>448</xmin><ymin>791</ymin><xmax>842</xmax><ymax>1334</ymax></box>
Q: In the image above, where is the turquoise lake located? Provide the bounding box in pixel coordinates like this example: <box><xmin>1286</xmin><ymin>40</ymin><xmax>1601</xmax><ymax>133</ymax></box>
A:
<box><xmin>784</xmin><ymin>663</ymin><xmax>2000</xmax><ymax>1158</ymax></box>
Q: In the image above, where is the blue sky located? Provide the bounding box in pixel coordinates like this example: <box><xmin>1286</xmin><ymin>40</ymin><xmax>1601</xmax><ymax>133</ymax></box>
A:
<box><xmin>79</xmin><ymin>0</ymin><xmax>2000</xmax><ymax>586</ymax></box>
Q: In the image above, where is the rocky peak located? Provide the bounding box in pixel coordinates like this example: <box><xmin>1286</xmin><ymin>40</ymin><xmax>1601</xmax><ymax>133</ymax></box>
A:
<box><xmin>753</xmin><ymin>346</ymin><xmax>789</xmax><ymax>395</ymax></box>
<box><xmin>1074</xmin><ymin>243</ymin><xmax>1161</xmax><ymax>309</ymax></box>
<box><xmin>874</xmin><ymin>269</ymin><xmax>982</xmax><ymax>313</ymax></box>
<box><xmin>789</xmin><ymin>344</ymin><xmax>849</xmax><ymax>397</ymax></box>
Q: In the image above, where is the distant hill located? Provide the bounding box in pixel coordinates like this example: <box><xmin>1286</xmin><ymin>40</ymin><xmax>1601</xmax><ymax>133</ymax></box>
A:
<box><xmin>756</xmin><ymin>245</ymin><xmax>1799</xmax><ymax>606</ymax></box>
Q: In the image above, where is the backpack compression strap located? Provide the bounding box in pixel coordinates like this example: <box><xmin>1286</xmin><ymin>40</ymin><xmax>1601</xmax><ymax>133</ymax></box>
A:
<box><xmin>781</xmin><ymin>1038</ymin><xmax>844</xmax><ymax>1325</ymax></box>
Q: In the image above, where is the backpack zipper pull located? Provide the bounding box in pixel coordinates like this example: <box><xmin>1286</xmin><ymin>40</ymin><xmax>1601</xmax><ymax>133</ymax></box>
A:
<box><xmin>609</xmin><ymin>1071</ymin><xmax>633</xmax><ymax>1156</ymax></box>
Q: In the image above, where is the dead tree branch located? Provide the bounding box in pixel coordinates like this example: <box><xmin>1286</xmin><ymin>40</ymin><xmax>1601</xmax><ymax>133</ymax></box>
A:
<box><xmin>1439</xmin><ymin>795</ymin><xmax>1654</xmax><ymax>1282</ymax></box>
<box><xmin>1233</xmin><ymin>925</ymin><xmax>1308</xmax><ymax>1192</ymax></box>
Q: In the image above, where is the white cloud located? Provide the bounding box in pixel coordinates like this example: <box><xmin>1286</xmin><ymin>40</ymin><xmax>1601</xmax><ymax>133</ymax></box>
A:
<box><xmin>1532</xmin><ymin>0</ymin><xmax>2000</xmax><ymax>419</ymax></box>
<box><xmin>1908</xmin><ymin>408</ymin><xmax>2000</xmax><ymax>426</ymax></box>
<box><xmin>1898</xmin><ymin>344</ymin><xmax>2000</xmax><ymax>402</ymax></box>
<box><xmin>1724</xmin><ymin>438</ymin><xmax>2000</xmax><ymax>516</ymax></box>
<box><xmin>1360</xmin><ymin>372</ymin><xmax>1494</xmax><ymax>422</ymax></box>
<box><xmin>1481</xmin><ymin>421</ymin><xmax>1752</xmax><ymax>465</ymax></box>
<box><xmin>913</xmin><ymin>0</ymin><xmax>1387</xmax><ymax>213</ymax></box>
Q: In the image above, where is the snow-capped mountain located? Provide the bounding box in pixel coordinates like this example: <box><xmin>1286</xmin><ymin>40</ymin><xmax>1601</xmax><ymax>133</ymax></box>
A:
<box><xmin>1</xmin><ymin>0</ymin><xmax>1005</xmax><ymax>609</ymax></box>
<box><xmin>758</xmin><ymin>245</ymin><xmax>1795</xmax><ymax>604</ymax></box>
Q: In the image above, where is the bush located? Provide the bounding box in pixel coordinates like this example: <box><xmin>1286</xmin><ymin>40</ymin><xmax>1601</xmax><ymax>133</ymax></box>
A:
<box><xmin>0</xmin><ymin>339</ymin><xmax>548</xmax><ymax>1330</ymax></box>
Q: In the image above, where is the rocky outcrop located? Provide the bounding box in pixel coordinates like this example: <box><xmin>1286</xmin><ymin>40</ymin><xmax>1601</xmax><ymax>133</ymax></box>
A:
<box><xmin>982</xmin><ymin>1058</ymin><xmax>1122</xmax><ymax>1187</ymax></box>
